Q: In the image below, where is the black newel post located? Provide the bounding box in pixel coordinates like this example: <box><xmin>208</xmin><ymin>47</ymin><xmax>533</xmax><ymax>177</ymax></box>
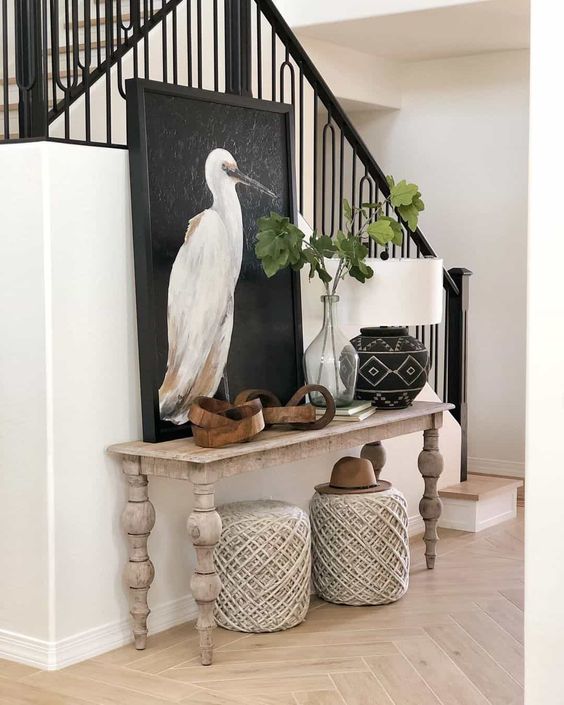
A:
<box><xmin>224</xmin><ymin>0</ymin><xmax>252</xmax><ymax>96</ymax></box>
<box><xmin>15</xmin><ymin>0</ymin><xmax>46</xmax><ymax>137</ymax></box>
<box><xmin>447</xmin><ymin>268</ymin><xmax>472</xmax><ymax>482</ymax></box>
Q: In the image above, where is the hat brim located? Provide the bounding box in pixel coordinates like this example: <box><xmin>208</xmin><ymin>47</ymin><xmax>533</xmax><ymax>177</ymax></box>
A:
<box><xmin>315</xmin><ymin>479</ymin><xmax>392</xmax><ymax>495</ymax></box>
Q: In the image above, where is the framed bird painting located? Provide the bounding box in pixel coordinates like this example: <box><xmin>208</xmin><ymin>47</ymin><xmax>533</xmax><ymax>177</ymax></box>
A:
<box><xmin>126</xmin><ymin>79</ymin><xmax>303</xmax><ymax>442</ymax></box>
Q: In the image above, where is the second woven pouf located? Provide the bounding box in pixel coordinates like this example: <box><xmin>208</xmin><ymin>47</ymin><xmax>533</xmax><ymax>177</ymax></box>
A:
<box><xmin>310</xmin><ymin>488</ymin><xmax>410</xmax><ymax>605</ymax></box>
<box><xmin>214</xmin><ymin>500</ymin><xmax>311</xmax><ymax>632</ymax></box>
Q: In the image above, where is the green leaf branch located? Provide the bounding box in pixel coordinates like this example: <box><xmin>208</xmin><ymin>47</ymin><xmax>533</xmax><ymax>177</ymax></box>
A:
<box><xmin>255</xmin><ymin>176</ymin><xmax>424</xmax><ymax>295</ymax></box>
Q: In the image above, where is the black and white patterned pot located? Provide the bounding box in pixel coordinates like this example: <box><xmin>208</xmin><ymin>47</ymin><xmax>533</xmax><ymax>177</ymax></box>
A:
<box><xmin>350</xmin><ymin>327</ymin><xmax>429</xmax><ymax>409</ymax></box>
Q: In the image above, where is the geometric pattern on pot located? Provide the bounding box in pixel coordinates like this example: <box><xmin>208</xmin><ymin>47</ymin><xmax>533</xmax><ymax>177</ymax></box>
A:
<box><xmin>351</xmin><ymin>330</ymin><xmax>429</xmax><ymax>409</ymax></box>
<box><xmin>371</xmin><ymin>390</ymin><xmax>414</xmax><ymax>409</ymax></box>
<box><xmin>358</xmin><ymin>356</ymin><xmax>390</xmax><ymax>387</ymax></box>
<box><xmin>358</xmin><ymin>335</ymin><xmax>424</xmax><ymax>353</ymax></box>
<box><xmin>396</xmin><ymin>355</ymin><xmax>427</xmax><ymax>386</ymax></box>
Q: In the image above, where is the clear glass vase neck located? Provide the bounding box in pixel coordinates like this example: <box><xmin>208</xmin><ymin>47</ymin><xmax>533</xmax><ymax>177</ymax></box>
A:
<box><xmin>321</xmin><ymin>294</ymin><xmax>340</xmax><ymax>327</ymax></box>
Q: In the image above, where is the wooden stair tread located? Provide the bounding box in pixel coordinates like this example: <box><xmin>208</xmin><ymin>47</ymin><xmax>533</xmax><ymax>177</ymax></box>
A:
<box><xmin>1</xmin><ymin>99</ymin><xmax>55</xmax><ymax>113</ymax></box>
<box><xmin>1</xmin><ymin>67</ymin><xmax>77</xmax><ymax>85</ymax></box>
<box><xmin>439</xmin><ymin>474</ymin><xmax>523</xmax><ymax>501</ymax></box>
<box><xmin>49</xmin><ymin>40</ymin><xmax>106</xmax><ymax>55</ymax></box>
<box><xmin>73</xmin><ymin>12</ymin><xmax>142</xmax><ymax>28</ymax></box>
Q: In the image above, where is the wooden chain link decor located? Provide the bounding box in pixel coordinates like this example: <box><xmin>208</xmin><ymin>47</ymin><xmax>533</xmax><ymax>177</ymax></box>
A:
<box><xmin>214</xmin><ymin>500</ymin><xmax>311</xmax><ymax>633</ymax></box>
<box><xmin>310</xmin><ymin>488</ymin><xmax>410</xmax><ymax>605</ymax></box>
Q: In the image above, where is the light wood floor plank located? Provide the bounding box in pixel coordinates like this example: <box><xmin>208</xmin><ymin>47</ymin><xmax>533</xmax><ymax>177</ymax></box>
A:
<box><xmin>312</xmin><ymin>595</ymin><xmax>494</xmax><ymax>616</ymax></box>
<box><xmin>450</xmin><ymin>610</ymin><xmax>524</xmax><ymax>685</ymax></box>
<box><xmin>290</xmin><ymin>611</ymin><xmax>456</xmax><ymax>633</ymax></box>
<box><xmin>22</xmin><ymin>671</ymin><xmax>183</xmax><ymax>705</ymax></box>
<box><xmin>365</xmin><ymin>653</ymin><xmax>443</xmax><ymax>705</ymax></box>
<box><xmin>475</xmin><ymin>597</ymin><xmax>524</xmax><ymax>644</ymax></box>
<box><xmin>180</xmin><ymin>690</ymin><xmax>295</xmax><ymax>705</ymax></box>
<box><xmin>405</xmin><ymin>581</ymin><xmax>524</xmax><ymax>597</ymax></box>
<box><xmin>425</xmin><ymin>624</ymin><xmax>523</xmax><ymax>704</ymax></box>
<box><xmin>293</xmin><ymin>690</ymin><xmax>346</xmax><ymax>705</ymax></box>
<box><xmin>330</xmin><ymin>671</ymin><xmax>394</xmax><ymax>705</ymax></box>
<box><xmin>127</xmin><ymin>639</ymin><xmax>209</xmax><ymax>675</ymax></box>
<box><xmin>500</xmin><ymin>588</ymin><xmax>525</xmax><ymax>611</ymax></box>
<box><xmin>93</xmin><ymin>624</ymin><xmax>199</xmax><ymax>666</ymax></box>
<box><xmin>161</xmin><ymin>658</ymin><xmax>368</xmax><ymax>684</ymax></box>
<box><xmin>216</xmin><ymin>628</ymin><xmax>425</xmax><ymax>651</ymax></box>
<box><xmin>187</xmin><ymin>642</ymin><xmax>397</xmax><ymax>667</ymax></box>
<box><xmin>187</xmin><ymin>674</ymin><xmax>335</xmax><ymax>696</ymax></box>
<box><xmin>0</xmin><ymin>677</ymin><xmax>95</xmax><ymax>705</ymax></box>
<box><xmin>126</xmin><ymin>629</ymin><xmax>248</xmax><ymax>674</ymax></box>
<box><xmin>66</xmin><ymin>659</ymin><xmax>201</xmax><ymax>700</ymax></box>
<box><xmin>0</xmin><ymin>660</ymin><xmax>39</xmax><ymax>681</ymax></box>
<box><xmin>396</xmin><ymin>636</ymin><xmax>490</xmax><ymax>705</ymax></box>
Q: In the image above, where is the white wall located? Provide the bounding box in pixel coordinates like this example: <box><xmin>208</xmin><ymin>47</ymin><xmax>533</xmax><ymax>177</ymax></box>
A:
<box><xmin>298</xmin><ymin>36</ymin><xmax>403</xmax><ymax>110</ymax></box>
<box><xmin>274</xmin><ymin>0</ymin><xmax>491</xmax><ymax>27</ymax></box>
<box><xmin>352</xmin><ymin>50</ymin><xmax>529</xmax><ymax>473</ymax></box>
<box><xmin>0</xmin><ymin>144</ymin><xmax>50</xmax><ymax>643</ymax></box>
<box><xmin>525</xmin><ymin>0</ymin><xmax>564</xmax><ymax>701</ymax></box>
<box><xmin>0</xmin><ymin>141</ymin><xmax>460</xmax><ymax>667</ymax></box>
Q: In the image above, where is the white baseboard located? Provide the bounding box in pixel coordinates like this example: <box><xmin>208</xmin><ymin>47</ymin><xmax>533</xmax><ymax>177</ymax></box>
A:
<box><xmin>0</xmin><ymin>631</ymin><xmax>52</xmax><ymax>670</ymax></box>
<box><xmin>468</xmin><ymin>456</ymin><xmax>525</xmax><ymax>479</ymax></box>
<box><xmin>408</xmin><ymin>514</ymin><xmax>425</xmax><ymax>537</ymax></box>
<box><xmin>0</xmin><ymin>593</ymin><xmax>198</xmax><ymax>671</ymax></box>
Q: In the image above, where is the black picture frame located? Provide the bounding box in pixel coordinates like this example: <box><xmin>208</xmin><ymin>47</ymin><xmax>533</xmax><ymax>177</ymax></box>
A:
<box><xmin>126</xmin><ymin>79</ymin><xmax>303</xmax><ymax>442</ymax></box>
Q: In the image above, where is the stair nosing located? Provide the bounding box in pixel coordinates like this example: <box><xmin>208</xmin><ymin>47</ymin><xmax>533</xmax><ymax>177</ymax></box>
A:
<box><xmin>439</xmin><ymin>475</ymin><xmax>523</xmax><ymax>501</ymax></box>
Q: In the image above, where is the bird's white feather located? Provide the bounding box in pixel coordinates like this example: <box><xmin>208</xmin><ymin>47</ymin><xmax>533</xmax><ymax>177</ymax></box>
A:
<box><xmin>158</xmin><ymin>147</ymin><xmax>271</xmax><ymax>427</ymax></box>
<box><xmin>159</xmin><ymin>208</ymin><xmax>234</xmax><ymax>424</ymax></box>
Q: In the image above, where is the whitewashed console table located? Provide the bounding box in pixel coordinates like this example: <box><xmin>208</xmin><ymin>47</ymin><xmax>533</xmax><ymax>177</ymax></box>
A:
<box><xmin>108</xmin><ymin>400</ymin><xmax>453</xmax><ymax>666</ymax></box>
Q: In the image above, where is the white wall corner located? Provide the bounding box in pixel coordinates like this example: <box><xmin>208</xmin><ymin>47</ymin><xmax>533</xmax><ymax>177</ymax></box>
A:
<box><xmin>274</xmin><ymin>0</ymin><xmax>492</xmax><ymax>28</ymax></box>
<box><xmin>296</xmin><ymin>35</ymin><xmax>403</xmax><ymax>110</ymax></box>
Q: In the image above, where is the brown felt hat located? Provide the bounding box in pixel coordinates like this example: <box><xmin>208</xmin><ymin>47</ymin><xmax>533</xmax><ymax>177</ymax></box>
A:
<box><xmin>315</xmin><ymin>456</ymin><xmax>392</xmax><ymax>495</ymax></box>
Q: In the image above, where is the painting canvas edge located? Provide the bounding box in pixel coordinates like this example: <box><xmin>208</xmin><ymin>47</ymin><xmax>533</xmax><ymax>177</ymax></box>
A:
<box><xmin>126</xmin><ymin>78</ymin><xmax>303</xmax><ymax>443</ymax></box>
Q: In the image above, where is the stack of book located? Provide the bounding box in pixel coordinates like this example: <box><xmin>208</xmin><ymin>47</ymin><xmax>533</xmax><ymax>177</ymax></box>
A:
<box><xmin>315</xmin><ymin>400</ymin><xmax>377</xmax><ymax>423</ymax></box>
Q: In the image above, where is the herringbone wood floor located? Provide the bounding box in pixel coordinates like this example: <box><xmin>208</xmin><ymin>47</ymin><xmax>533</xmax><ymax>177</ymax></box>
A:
<box><xmin>0</xmin><ymin>510</ymin><xmax>524</xmax><ymax>705</ymax></box>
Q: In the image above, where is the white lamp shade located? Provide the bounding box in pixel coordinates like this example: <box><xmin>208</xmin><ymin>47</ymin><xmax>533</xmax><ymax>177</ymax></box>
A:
<box><xmin>308</xmin><ymin>258</ymin><xmax>444</xmax><ymax>327</ymax></box>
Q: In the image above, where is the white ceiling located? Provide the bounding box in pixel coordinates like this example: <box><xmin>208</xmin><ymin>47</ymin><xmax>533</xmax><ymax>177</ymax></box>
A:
<box><xmin>296</xmin><ymin>0</ymin><xmax>530</xmax><ymax>62</ymax></box>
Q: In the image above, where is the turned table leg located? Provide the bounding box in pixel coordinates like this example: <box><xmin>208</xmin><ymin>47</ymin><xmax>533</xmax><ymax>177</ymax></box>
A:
<box><xmin>122</xmin><ymin>467</ymin><xmax>155</xmax><ymax>649</ymax></box>
<box><xmin>418</xmin><ymin>428</ymin><xmax>444</xmax><ymax>569</ymax></box>
<box><xmin>361</xmin><ymin>441</ymin><xmax>386</xmax><ymax>483</ymax></box>
<box><xmin>188</xmin><ymin>479</ymin><xmax>222</xmax><ymax>666</ymax></box>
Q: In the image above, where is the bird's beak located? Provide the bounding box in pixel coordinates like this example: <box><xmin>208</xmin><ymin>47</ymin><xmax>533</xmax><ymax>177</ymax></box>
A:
<box><xmin>225</xmin><ymin>166</ymin><xmax>276</xmax><ymax>198</ymax></box>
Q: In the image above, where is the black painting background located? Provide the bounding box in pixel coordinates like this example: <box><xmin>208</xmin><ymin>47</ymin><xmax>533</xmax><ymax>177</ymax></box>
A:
<box><xmin>143</xmin><ymin>91</ymin><xmax>301</xmax><ymax>419</ymax></box>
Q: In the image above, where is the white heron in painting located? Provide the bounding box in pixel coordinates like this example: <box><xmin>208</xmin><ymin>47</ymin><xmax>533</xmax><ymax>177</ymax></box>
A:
<box><xmin>159</xmin><ymin>147</ymin><xmax>275</xmax><ymax>425</ymax></box>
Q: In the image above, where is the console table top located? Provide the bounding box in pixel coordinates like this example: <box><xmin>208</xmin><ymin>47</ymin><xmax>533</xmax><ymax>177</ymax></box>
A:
<box><xmin>108</xmin><ymin>401</ymin><xmax>453</xmax><ymax>479</ymax></box>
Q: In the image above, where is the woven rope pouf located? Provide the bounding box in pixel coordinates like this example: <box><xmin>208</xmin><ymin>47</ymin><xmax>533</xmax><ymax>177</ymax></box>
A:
<box><xmin>214</xmin><ymin>500</ymin><xmax>311</xmax><ymax>632</ymax></box>
<box><xmin>310</xmin><ymin>488</ymin><xmax>410</xmax><ymax>605</ymax></box>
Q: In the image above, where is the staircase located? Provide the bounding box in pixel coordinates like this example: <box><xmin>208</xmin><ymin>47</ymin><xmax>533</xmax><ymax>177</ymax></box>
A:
<box><xmin>0</xmin><ymin>0</ymin><xmax>471</xmax><ymax>477</ymax></box>
<box><xmin>439</xmin><ymin>474</ymin><xmax>523</xmax><ymax>532</ymax></box>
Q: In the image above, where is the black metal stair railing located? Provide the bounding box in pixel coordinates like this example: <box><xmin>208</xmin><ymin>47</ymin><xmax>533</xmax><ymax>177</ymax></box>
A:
<box><xmin>1</xmin><ymin>0</ymin><xmax>471</xmax><ymax>479</ymax></box>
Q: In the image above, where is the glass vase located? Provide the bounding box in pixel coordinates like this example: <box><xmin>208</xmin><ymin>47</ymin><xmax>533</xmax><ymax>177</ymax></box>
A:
<box><xmin>304</xmin><ymin>295</ymin><xmax>359</xmax><ymax>407</ymax></box>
